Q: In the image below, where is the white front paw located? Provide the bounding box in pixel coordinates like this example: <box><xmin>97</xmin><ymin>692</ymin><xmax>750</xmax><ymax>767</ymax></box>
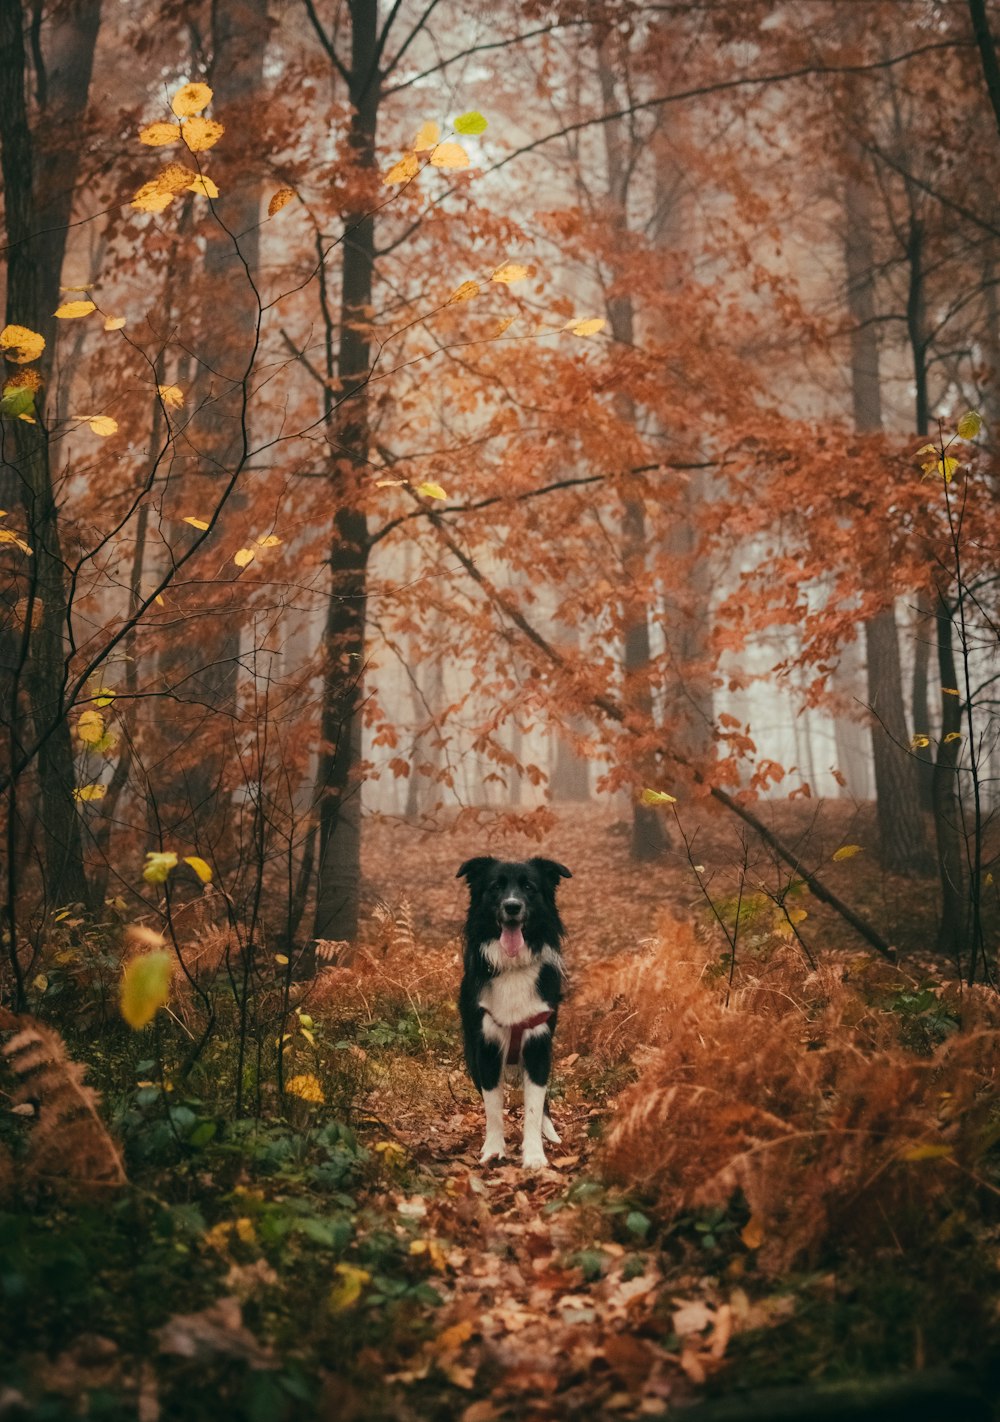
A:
<box><xmin>542</xmin><ymin>1116</ymin><xmax>561</xmax><ymax>1144</ymax></box>
<box><xmin>480</xmin><ymin>1136</ymin><xmax>507</xmax><ymax>1163</ymax></box>
<box><xmin>521</xmin><ymin>1145</ymin><xmax>548</xmax><ymax>1170</ymax></box>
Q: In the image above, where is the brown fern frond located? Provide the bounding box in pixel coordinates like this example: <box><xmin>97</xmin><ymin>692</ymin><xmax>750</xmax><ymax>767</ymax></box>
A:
<box><xmin>3</xmin><ymin>1018</ymin><xmax>127</xmax><ymax>1197</ymax></box>
<box><xmin>393</xmin><ymin>898</ymin><xmax>416</xmax><ymax>955</ymax></box>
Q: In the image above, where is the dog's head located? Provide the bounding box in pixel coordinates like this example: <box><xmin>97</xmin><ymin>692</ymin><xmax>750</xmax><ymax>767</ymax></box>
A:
<box><xmin>457</xmin><ymin>856</ymin><xmax>572</xmax><ymax>957</ymax></box>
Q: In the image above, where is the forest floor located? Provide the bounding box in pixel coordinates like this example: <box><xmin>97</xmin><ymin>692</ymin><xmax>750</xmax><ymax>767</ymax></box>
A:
<box><xmin>4</xmin><ymin>797</ymin><xmax>998</xmax><ymax>1420</ymax></box>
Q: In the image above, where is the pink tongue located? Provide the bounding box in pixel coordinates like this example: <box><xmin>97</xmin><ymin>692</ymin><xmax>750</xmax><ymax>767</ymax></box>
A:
<box><xmin>500</xmin><ymin>926</ymin><xmax>524</xmax><ymax>958</ymax></box>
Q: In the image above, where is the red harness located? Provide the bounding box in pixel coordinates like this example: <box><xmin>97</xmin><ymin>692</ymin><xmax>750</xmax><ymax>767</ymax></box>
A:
<box><xmin>489</xmin><ymin>1008</ymin><xmax>553</xmax><ymax>1065</ymax></box>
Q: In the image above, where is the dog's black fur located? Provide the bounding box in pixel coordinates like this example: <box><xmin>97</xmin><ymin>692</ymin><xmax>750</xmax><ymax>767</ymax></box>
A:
<box><xmin>456</xmin><ymin>855</ymin><xmax>572</xmax><ymax>1165</ymax></box>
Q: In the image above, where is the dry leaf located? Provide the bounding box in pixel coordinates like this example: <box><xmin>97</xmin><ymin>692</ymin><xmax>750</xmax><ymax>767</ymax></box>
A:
<box><xmin>182</xmin><ymin>116</ymin><xmax>224</xmax><ymax>152</ymax></box>
<box><xmin>234</xmin><ymin>548</ymin><xmax>255</xmax><ymax>568</ymax></box>
<box><xmin>447</xmin><ymin>280</ymin><xmax>479</xmax><ymax>305</ymax></box>
<box><xmin>430</xmin><ymin>142</ymin><xmax>470</xmax><ymax>170</ymax></box>
<box><xmin>412</xmin><ymin>120</ymin><xmax>441</xmax><ymax>152</ymax></box>
<box><xmin>566</xmin><ymin>316</ymin><xmax>606</xmax><ymax>337</ymax></box>
<box><xmin>384</xmin><ymin>153</ymin><xmax>420</xmax><ymax>185</ymax></box>
<box><xmin>54</xmin><ymin>300</ymin><xmax>96</xmax><ymax>320</ymax></box>
<box><xmin>158</xmin><ymin>384</ymin><xmax>184</xmax><ymax>408</ymax></box>
<box><xmin>171</xmin><ymin>82</ymin><xmax>213</xmax><ymax>119</ymax></box>
<box><xmin>268</xmin><ymin>187</ymin><xmax>296</xmax><ymax>216</ymax></box>
<box><xmin>104</xmin><ymin>316</ymin><xmax>127</xmax><ymax>331</ymax></box>
<box><xmin>1</xmin><ymin>324</ymin><xmax>45</xmax><ymax>363</ymax></box>
<box><xmin>139</xmin><ymin>122</ymin><xmax>181</xmax><ymax>146</ymax></box>
<box><xmin>186</xmin><ymin>175</ymin><xmax>220</xmax><ymax>198</ymax></box>
<box><xmin>491</xmin><ymin>262</ymin><xmax>529</xmax><ymax>284</ymax></box>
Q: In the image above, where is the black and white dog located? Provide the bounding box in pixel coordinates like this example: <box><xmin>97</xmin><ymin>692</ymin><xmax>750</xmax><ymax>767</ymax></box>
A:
<box><xmin>457</xmin><ymin>856</ymin><xmax>572</xmax><ymax>1168</ymax></box>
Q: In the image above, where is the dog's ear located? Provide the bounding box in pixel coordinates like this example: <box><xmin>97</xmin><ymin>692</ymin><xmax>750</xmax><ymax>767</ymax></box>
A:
<box><xmin>529</xmin><ymin>857</ymin><xmax>572</xmax><ymax>883</ymax></box>
<box><xmin>456</xmin><ymin>856</ymin><xmax>498</xmax><ymax>883</ymax></box>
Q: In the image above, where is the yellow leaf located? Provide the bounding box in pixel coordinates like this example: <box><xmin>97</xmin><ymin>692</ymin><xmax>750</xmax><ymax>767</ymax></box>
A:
<box><xmin>911</xmin><ymin>734</ymin><xmax>930</xmax><ymax>749</ymax></box>
<box><xmin>73</xmin><ymin>784</ymin><xmax>106</xmax><ymax>803</ymax></box>
<box><xmin>493</xmin><ymin>315</ymin><xmax>516</xmax><ymax>337</ymax></box>
<box><xmin>566</xmin><ymin>316</ymin><xmax>606</xmax><ymax>337</ymax></box>
<box><xmin>430</xmin><ymin>141</ymin><xmax>469</xmax><ymax>170</ymax></box>
<box><xmin>937</xmin><ymin>456</ymin><xmax>959</xmax><ymax>483</ymax></box>
<box><xmin>254</xmin><ymin>533</ymin><xmax>282</xmax><ymax>548</ymax></box>
<box><xmin>139</xmin><ymin>121</ymin><xmax>181</xmax><ymax>146</ymax></box>
<box><xmin>183</xmin><ymin>855</ymin><xmax>213</xmax><ymax>884</ymax></box>
<box><xmin>234</xmin><ymin>547</ymin><xmax>255</xmax><ymax>568</ymax></box>
<box><xmin>412</xmin><ymin>120</ymin><xmax>441</xmax><ymax>152</ymax></box>
<box><xmin>900</xmin><ymin>1142</ymin><xmax>953</xmax><ymax>1162</ymax></box>
<box><xmin>383</xmin><ymin>153</ymin><xmax>420</xmax><ymax>185</ymax></box>
<box><xmin>77</xmin><ymin>709</ymin><xmax>105</xmax><ymax>745</ymax></box>
<box><xmin>491</xmin><ymin>262</ymin><xmax>529</xmax><ymax>284</ymax></box>
<box><xmin>832</xmin><ymin>844</ymin><xmax>862</xmax><ymax>861</ymax></box>
<box><xmin>171</xmin><ymin>82</ymin><xmax>213</xmax><ymax>118</ymax></box>
<box><xmin>740</xmin><ymin>1215</ymin><xmax>765</xmax><ymax>1250</ymax></box>
<box><xmin>453</xmin><ymin>111</ymin><xmax>488</xmax><ymax>136</ymax></box>
<box><xmin>184</xmin><ymin>517</ymin><xmax>210</xmax><ymax>530</ymax></box>
<box><xmin>640</xmin><ymin>788</ymin><xmax>677</xmax><ymax>805</ymax></box>
<box><xmin>142</xmin><ymin>850</ymin><xmax>178</xmax><ymax>884</ymax></box>
<box><xmin>268</xmin><ymin>187</ymin><xmax>296</xmax><ymax>216</ymax></box>
<box><xmin>74</xmin><ymin>415</ymin><xmax>118</xmax><ymax>437</ymax></box>
<box><xmin>942</xmin><ymin>687</ymin><xmax>960</xmax><ymax>696</ymax></box>
<box><xmin>54</xmin><ymin>300</ymin><xmax>96</xmax><ymax>320</ymax></box>
<box><xmin>787</xmin><ymin>908</ymin><xmax>808</xmax><ymax>924</ymax></box>
<box><xmin>943</xmin><ymin>731</ymin><xmax>962</xmax><ymax>743</ymax></box>
<box><xmin>447</xmin><ymin>280</ymin><xmax>480</xmax><ymax>305</ymax></box>
<box><xmin>416</xmin><ymin>481</ymin><xmax>447</xmax><ymax>500</ymax></box>
<box><xmin>286</xmin><ymin>1072</ymin><xmax>324</xmax><ymax>1103</ymax></box>
<box><xmin>957</xmin><ymin>410</ymin><xmax>982</xmax><ymax>440</ymax></box>
<box><xmin>33</xmin><ymin>974</ymin><xmax>48</xmax><ymax>992</ymax></box>
<box><xmin>0</xmin><ymin>528</ymin><xmax>32</xmax><ymax>555</ymax></box>
<box><xmin>158</xmin><ymin>384</ymin><xmax>184</xmax><ymax>408</ymax></box>
<box><xmin>104</xmin><ymin>316</ymin><xmax>127</xmax><ymax>331</ymax></box>
<box><xmin>156</xmin><ymin>162</ymin><xmax>200</xmax><ymax>194</ymax></box>
<box><xmin>1</xmin><ymin>324</ymin><xmax>46</xmax><ymax>363</ymax></box>
<box><xmin>274</xmin><ymin>953</ymin><xmax>289</xmax><ymax>966</ymax></box>
<box><xmin>92</xmin><ymin>687</ymin><xmax>116</xmax><ymax>707</ymax></box>
<box><xmin>328</xmin><ymin>1263</ymin><xmax>370</xmax><ymax>1313</ymax></box>
<box><xmin>131</xmin><ymin>182</ymin><xmax>175</xmax><ymax>214</ymax></box>
<box><xmin>120</xmin><ymin>950</ymin><xmax>174</xmax><ymax>1029</ymax></box>
<box><xmin>181</xmin><ymin>116</ymin><xmax>224</xmax><ymax>152</ymax></box>
<box><xmin>373</xmin><ymin>1140</ymin><xmax>406</xmax><ymax>1166</ymax></box>
<box><xmin>186</xmin><ymin>175</ymin><xmax>220</xmax><ymax>198</ymax></box>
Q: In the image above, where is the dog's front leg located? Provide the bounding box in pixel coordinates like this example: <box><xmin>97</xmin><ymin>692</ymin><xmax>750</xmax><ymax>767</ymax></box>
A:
<box><xmin>478</xmin><ymin>1036</ymin><xmax>506</xmax><ymax>1162</ymax></box>
<box><xmin>521</xmin><ymin>1031</ymin><xmax>551</xmax><ymax>1168</ymax></box>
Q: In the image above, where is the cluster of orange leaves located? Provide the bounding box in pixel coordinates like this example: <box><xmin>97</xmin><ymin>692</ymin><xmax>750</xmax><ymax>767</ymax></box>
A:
<box><xmin>574</xmin><ymin>917</ymin><xmax>1000</xmax><ymax>1274</ymax></box>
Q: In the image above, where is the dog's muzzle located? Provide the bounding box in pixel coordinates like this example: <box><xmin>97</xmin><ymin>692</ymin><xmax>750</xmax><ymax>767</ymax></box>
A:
<box><xmin>499</xmin><ymin>897</ymin><xmax>526</xmax><ymax>957</ymax></box>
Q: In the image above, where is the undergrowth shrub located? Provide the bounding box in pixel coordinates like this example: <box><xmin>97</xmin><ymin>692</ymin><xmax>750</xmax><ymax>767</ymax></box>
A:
<box><xmin>580</xmin><ymin>917</ymin><xmax>1000</xmax><ymax>1274</ymax></box>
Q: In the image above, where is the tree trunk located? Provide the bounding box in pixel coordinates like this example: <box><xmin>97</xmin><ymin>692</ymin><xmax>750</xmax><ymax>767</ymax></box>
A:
<box><xmin>156</xmin><ymin>0</ymin><xmax>269</xmax><ymax>858</ymax></box>
<box><xmin>843</xmin><ymin>141</ymin><xmax>931</xmax><ymax>870</ymax></box>
<box><xmin>0</xmin><ymin>0</ymin><xmax>102</xmax><ymax>919</ymax></box>
<box><xmin>313</xmin><ymin>0</ymin><xmax>378</xmax><ymax>946</ymax></box>
<box><xmin>596</xmin><ymin>29</ymin><xmax>668</xmax><ymax>862</ymax></box>
<box><xmin>931</xmin><ymin>591</ymin><xmax>967</xmax><ymax>965</ymax></box>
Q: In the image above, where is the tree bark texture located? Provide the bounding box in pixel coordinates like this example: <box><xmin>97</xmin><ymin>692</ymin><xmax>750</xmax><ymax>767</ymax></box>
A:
<box><xmin>313</xmin><ymin>0</ymin><xmax>378</xmax><ymax>945</ymax></box>
<box><xmin>0</xmin><ymin>0</ymin><xmax>102</xmax><ymax>917</ymax></box>
<box><xmin>843</xmin><ymin>142</ymin><xmax>931</xmax><ymax>871</ymax></box>
<box><xmin>596</xmin><ymin>29</ymin><xmax>669</xmax><ymax>863</ymax></box>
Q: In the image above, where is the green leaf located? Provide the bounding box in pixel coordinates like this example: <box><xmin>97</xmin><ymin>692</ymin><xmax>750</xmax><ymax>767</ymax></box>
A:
<box><xmin>1</xmin><ymin>386</ymin><xmax>35</xmax><ymax>419</ymax></box>
<box><xmin>453</xmin><ymin>110</ymin><xmax>487</xmax><ymax>135</ymax></box>
<box><xmin>143</xmin><ymin>850</ymin><xmax>178</xmax><ymax>884</ymax></box>
<box><xmin>120</xmin><ymin>950</ymin><xmax>174</xmax><ymax>1028</ymax></box>
<box><xmin>625</xmin><ymin>1209</ymin><xmax>651</xmax><ymax>1239</ymax></box>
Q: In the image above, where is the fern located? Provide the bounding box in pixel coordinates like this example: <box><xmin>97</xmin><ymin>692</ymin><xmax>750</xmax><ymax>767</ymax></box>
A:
<box><xmin>3</xmin><ymin>1017</ymin><xmax>127</xmax><ymax>1197</ymax></box>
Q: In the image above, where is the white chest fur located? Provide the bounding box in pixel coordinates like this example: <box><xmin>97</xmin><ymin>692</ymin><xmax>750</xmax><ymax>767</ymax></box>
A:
<box><xmin>477</xmin><ymin>943</ymin><xmax>562</xmax><ymax>1026</ymax></box>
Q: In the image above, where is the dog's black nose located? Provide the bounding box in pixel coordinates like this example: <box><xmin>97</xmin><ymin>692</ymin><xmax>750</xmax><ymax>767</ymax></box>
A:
<box><xmin>501</xmin><ymin>899</ymin><xmax>523</xmax><ymax>918</ymax></box>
